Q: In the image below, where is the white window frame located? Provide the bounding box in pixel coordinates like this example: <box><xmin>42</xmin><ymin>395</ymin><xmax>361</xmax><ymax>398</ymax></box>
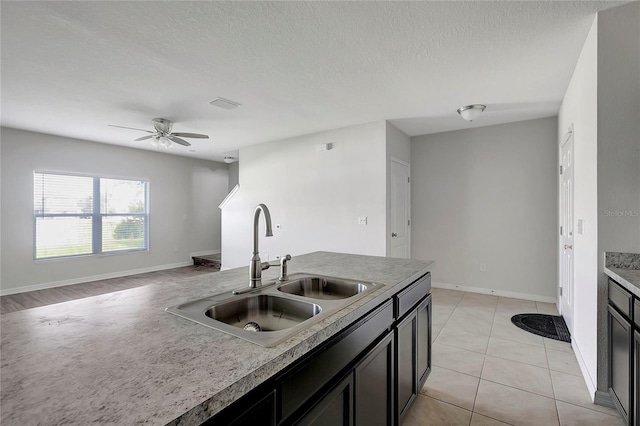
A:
<box><xmin>33</xmin><ymin>171</ymin><xmax>150</xmax><ymax>260</ymax></box>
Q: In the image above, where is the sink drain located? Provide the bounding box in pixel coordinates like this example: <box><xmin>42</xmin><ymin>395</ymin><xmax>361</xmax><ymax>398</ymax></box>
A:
<box><xmin>243</xmin><ymin>322</ymin><xmax>262</xmax><ymax>332</ymax></box>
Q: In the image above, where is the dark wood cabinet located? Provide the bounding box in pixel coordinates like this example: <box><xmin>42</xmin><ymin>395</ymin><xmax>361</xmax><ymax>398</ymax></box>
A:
<box><xmin>396</xmin><ymin>309</ymin><xmax>417</xmax><ymax>423</ymax></box>
<box><xmin>354</xmin><ymin>332</ymin><xmax>394</xmax><ymax>426</ymax></box>
<box><xmin>635</xmin><ymin>330</ymin><xmax>640</xmax><ymax>426</ymax></box>
<box><xmin>206</xmin><ymin>388</ymin><xmax>276</xmax><ymax>426</ymax></box>
<box><xmin>608</xmin><ymin>305</ymin><xmax>632</xmax><ymax>423</ymax></box>
<box><xmin>416</xmin><ymin>295</ymin><xmax>432</xmax><ymax>389</ymax></box>
<box><xmin>608</xmin><ymin>278</ymin><xmax>635</xmax><ymax>426</ymax></box>
<box><xmin>297</xmin><ymin>374</ymin><xmax>354</xmax><ymax>426</ymax></box>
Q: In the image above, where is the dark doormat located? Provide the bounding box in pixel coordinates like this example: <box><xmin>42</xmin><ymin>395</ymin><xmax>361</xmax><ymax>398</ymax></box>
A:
<box><xmin>511</xmin><ymin>314</ymin><xmax>571</xmax><ymax>342</ymax></box>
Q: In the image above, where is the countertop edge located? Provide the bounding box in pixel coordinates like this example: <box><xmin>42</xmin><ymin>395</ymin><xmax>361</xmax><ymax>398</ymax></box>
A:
<box><xmin>605</xmin><ymin>266</ymin><xmax>640</xmax><ymax>298</ymax></box>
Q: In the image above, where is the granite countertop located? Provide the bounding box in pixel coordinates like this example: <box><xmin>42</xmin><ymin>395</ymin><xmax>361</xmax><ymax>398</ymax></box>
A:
<box><xmin>605</xmin><ymin>267</ymin><xmax>640</xmax><ymax>297</ymax></box>
<box><xmin>0</xmin><ymin>251</ymin><xmax>433</xmax><ymax>425</ymax></box>
<box><xmin>604</xmin><ymin>252</ymin><xmax>640</xmax><ymax>298</ymax></box>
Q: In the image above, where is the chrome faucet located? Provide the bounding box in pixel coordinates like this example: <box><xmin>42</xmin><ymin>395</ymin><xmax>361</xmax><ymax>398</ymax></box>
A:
<box><xmin>249</xmin><ymin>204</ymin><xmax>273</xmax><ymax>288</ymax></box>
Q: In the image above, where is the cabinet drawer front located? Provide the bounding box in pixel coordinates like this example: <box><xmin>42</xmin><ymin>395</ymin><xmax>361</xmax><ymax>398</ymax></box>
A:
<box><xmin>635</xmin><ymin>299</ymin><xmax>640</xmax><ymax>329</ymax></box>
<box><xmin>395</xmin><ymin>273</ymin><xmax>431</xmax><ymax>319</ymax></box>
<box><xmin>280</xmin><ymin>300</ymin><xmax>394</xmax><ymax>421</ymax></box>
<box><xmin>609</xmin><ymin>279</ymin><xmax>632</xmax><ymax>318</ymax></box>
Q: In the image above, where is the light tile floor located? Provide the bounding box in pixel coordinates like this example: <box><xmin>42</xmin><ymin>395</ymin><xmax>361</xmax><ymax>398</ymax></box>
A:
<box><xmin>404</xmin><ymin>288</ymin><xmax>624</xmax><ymax>426</ymax></box>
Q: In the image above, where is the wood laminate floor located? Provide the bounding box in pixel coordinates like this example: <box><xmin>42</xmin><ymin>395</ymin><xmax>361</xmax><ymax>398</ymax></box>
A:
<box><xmin>0</xmin><ymin>265</ymin><xmax>219</xmax><ymax>314</ymax></box>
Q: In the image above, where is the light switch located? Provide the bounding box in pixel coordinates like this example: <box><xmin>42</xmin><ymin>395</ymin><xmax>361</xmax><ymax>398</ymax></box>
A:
<box><xmin>577</xmin><ymin>219</ymin><xmax>584</xmax><ymax>235</ymax></box>
<box><xmin>358</xmin><ymin>216</ymin><xmax>367</xmax><ymax>225</ymax></box>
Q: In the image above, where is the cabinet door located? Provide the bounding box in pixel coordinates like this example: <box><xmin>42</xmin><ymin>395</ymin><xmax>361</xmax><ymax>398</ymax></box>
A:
<box><xmin>207</xmin><ymin>389</ymin><xmax>276</xmax><ymax>426</ymax></box>
<box><xmin>417</xmin><ymin>295</ymin><xmax>432</xmax><ymax>389</ymax></box>
<box><xmin>608</xmin><ymin>304</ymin><xmax>632</xmax><ymax>425</ymax></box>
<box><xmin>297</xmin><ymin>374</ymin><xmax>354</xmax><ymax>426</ymax></box>
<box><xmin>355</xmin><ymin>332</ymin><xmax>394</xmax><ymax>426</ymax></box>
<box><xmin>396</xmin><ymin>310</ymin><xmax>417</xmax><ymax>423</ymax></box>
<box><xmin>635</xmin><ymin>330</ymin><xmax>640</xmax><ymax>426</ymax></box>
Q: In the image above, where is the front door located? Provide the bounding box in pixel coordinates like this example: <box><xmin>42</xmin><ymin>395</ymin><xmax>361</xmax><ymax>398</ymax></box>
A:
<box><xmin>560</xmin><ymin>126</ymin><xmax>575</xmax><ymax>334</ymax></box>
<box><xmin>390</xmin><ymin>158</ymin><xmax>410</xmax><ymax>258</ymax></box>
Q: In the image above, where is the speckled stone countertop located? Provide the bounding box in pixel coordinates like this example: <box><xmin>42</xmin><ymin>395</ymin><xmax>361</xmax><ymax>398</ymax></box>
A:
<box><xmin>0</xmin><ymin>252</ymin><xmax>433</xmax><ymax>425</ymax></box>
<box><xmin>605</xmin><ymin>252</ymin><xmax>640</xmax><ymax>297</ymax></box>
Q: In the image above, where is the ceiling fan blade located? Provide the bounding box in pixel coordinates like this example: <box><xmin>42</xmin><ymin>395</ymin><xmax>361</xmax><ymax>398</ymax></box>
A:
<box><xmin>168</xmin><ymin>136</ymin><xmax>191</xmax><ymax>147</ymax></box>
<box><xmin>135</xmin><ymin>135</ymin><xmax>156</xmax><ymax>141</ymax></box>
<box><xmin>171</xmin><ymin>132</ymin><xmax>209</xmax><ymax>139</ymax></box>
<box><xmin>108</xmin><ymin>124</ymin><xmax>153</xmax><ymax>133</ymax></box>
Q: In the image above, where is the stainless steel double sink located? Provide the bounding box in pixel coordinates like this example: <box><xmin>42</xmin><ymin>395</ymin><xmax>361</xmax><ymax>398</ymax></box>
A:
<box><xmin>166</xmin><ymin>273</ymin><xmax>381</xmax><ymax>347</ymax></box>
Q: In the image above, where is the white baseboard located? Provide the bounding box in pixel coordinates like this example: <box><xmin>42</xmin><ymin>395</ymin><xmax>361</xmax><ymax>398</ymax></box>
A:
<box><xmin>190</xmin><ymin>249</ymin><xmax>221</xmax><ymax>257</ymax></box>
<box><xmin>0</xmin><ymin>261</ymin><xmax>193</xmax><ymax>296</ymax></box>
<box><xmin>572</xmin><ymin>340</ymin><xmax>597</xmax><ymax>400</ymax></box>
<box><xmin>432</xmin><ymin>281</ymin><xmax>557</xmax><ymax>304</ymax></box>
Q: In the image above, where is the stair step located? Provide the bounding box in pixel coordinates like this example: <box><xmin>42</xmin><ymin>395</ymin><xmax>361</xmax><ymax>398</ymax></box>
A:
<box><xmin>192</xmin><ymin>253</ymin><xmax>221</xmax><ymax>268</ymax></box>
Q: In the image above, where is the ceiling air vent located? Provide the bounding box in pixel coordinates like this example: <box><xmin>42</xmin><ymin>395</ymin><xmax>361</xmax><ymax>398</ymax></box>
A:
<box><xmin>209</xmin><ymin>98</ymin><xmax>242</xmax><ymax>110</ymax></box>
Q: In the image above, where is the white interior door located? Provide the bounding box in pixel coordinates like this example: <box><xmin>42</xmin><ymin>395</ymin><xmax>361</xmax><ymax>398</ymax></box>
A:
<box><xmin>560</xmin><ymin>127</ymin><xmax>574</xmax><ymax>333</ymax></box>
<box><xmin>391</xmin><ymin>158</ymin><xmax>410</xmax><ymax>258</ymax></box>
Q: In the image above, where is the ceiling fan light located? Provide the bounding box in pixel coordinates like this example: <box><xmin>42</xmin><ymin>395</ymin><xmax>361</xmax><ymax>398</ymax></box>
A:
<box><xmin>150</xmin><ymin>137</ymin><xmax>160</xmax><ymax>149</ymax></box>
<box><xmin>159</xmin><ymin>136</ymin><xmax>172</xmax><ymax>149</ymax></box>
<box><xmin>457</xmin><ymin>104</ymin><xmax>486</xmax><ymax>122</ymax></box>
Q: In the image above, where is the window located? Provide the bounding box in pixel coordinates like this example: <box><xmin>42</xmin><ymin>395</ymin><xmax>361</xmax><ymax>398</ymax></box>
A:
<box><xmin>34</xmin><ymin>172</ymin><xmax>149</xmax><ymax>259</ymax></box>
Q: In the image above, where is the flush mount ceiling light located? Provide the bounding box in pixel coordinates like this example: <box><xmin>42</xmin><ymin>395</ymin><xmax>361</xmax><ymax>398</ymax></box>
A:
<box><xmin>223</xmin><ymin>156</ymin><xmax>238</xmax><ymax>164</ymax></box>
<box><xmin>456</xmin><ymin>104</ymin><xmax>486</xmax><ymax>122</ymax></box>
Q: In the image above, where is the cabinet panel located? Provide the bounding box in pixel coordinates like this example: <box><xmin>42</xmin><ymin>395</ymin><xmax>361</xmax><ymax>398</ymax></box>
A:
<box><xmin>297</xmin><ymin>374</ymin><xmax>353</xmax><ymax>426</ymax></box>
<box><xmin>355</xmin><ymin>332</ymin><xmax>394</xmax><ymax>426</ymax></box>
<box><xmin>635</xmin><ymin>330</ymin><xmax>640</xmax><ymax>426</ymax></box>
<box><xmin>206</xmin><ymin>389</ymin><xmax>276</xmax><ymax>426</ymax></box>
<box><xmin>417</xmin><ymin>295</ymin><xmax>432</xmax><ymax>389</ymax></box>
<box><xmin>609</xmin><ymin>304</ymin><xmax>632</xmax><ymax>424</ymax></box>
<box><xmin>609</xmin><ymin>279</ymin><xmax>633</xmax><ymax>318</ymax></box>
<box><xmin>281</xmin><ymin>300</ymin><xmax>393</xmax><ymax>420</ymax></box>
<box><xmin>396</xmin><ymin>310</ymin><xmax>417</xmax><ymax>423</ymax></box>
<box><xmin>395</xmin><ymin>273</ymin><xmax>430</xmax><ymax>319</ymax></box>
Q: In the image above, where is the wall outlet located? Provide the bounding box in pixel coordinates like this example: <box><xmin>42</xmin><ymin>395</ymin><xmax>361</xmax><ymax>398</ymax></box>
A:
<box><xmin>358</xmin><ymin>216</ymin><xmax>367</xmax><ymax>225</ymax></box>
<box><xmin>479</xmin><ymin>263</ymin><xmax>487</xmax><ymax>272</ymax></box>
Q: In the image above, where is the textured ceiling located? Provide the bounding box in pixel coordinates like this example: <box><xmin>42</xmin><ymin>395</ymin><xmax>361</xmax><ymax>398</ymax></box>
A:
<box><xmin>0</xmin><ymin>1</ymin><xmax>624</xmax><ymax>161</ymax></box>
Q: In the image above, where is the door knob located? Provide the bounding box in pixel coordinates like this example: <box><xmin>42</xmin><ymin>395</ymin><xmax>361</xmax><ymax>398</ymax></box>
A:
<box><xmin>392</xmin><ymin>233</ymin><xmax>398</xmax><ymax>237</ymax></box>
<box><xmin>564</xmin><ymin>244</ymin><xmax>573</xmax><ymax>250</ymax></box>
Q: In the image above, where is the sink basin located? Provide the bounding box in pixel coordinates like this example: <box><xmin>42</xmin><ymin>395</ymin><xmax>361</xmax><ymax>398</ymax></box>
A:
<box><xmin>277</xmin><ymin>276</ymin><xmax>369</xmax><ymax>300</ymax></box>
<box><xmin>205</xmin><ymin>294</ymin><xmax>321</xmax><ymax>331</ymax></box>
<box><xmin>165</xmin><ymin>273</ymin><xmax>382</xmax><ymax>347</ymax></box>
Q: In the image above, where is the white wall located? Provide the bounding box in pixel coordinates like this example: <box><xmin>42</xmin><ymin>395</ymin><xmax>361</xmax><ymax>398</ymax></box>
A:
<box><xmin>0</xmin><ymin>127</ymin><xmax>229</xmax><ymax>294</ymax></box>
<box><xmin>221</xmin><ymin>121</ymin><xmax>387</xmax><ymax>269</ymax></box>
<box><xmin>411</xmin><ymin>117</ymin><xmax>558</xmax><ymax>301</ymax></box>
<box><xmin>558</xmin><ymin>16</ymin><xmax>599</xmax><ymax>392</ymax></box>
<box><xmin>596</xmin><ymin>1</ymin><xmax>640</xmax><ymax>389</ymax></box>
<box><xmin>228</xmin><ymin>161</ymin><xmax>239</xmax><ymax>192</ymax></box>
<box><xmin>386</xmin><ymin>121</ymin><xmax>411</xmax><ymax>256</ymax></box>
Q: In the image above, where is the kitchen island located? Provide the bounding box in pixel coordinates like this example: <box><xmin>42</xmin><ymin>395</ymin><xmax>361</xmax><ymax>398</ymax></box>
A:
<box><xmin>0</xmin><ymin>252</ymin><xmax>433</xmax><ymax>425</ymax></box>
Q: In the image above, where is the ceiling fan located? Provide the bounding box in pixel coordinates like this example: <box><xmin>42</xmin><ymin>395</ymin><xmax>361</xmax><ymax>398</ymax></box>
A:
<box><xmin>109</xmin><ymin>118</ymin><xmax>209</xmax><ymax>148</ymax></box>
